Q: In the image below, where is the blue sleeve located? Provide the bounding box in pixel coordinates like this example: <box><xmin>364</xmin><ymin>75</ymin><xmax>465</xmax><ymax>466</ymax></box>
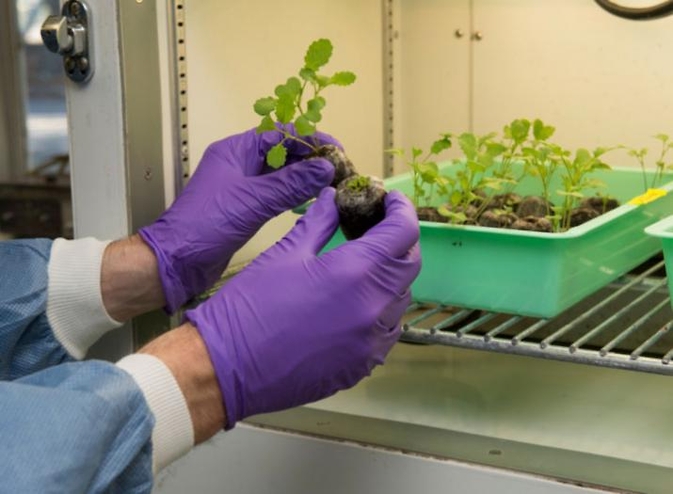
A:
<box><xmin>0</xmin><ymin>239</ymin><xmax>73</xmax><ymax>380</ymax></box>
<box><xmin>0</xmin><ymin>360</ymin><xmax>154</xmax><ymax>493</ymax></box>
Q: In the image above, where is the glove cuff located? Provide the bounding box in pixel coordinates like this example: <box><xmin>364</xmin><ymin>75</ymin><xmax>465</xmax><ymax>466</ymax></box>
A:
<box><xmin>185</xmin><ymin>306</ymin><xmax>241</xmax><ymax>430</ymax></box>
<box><xmin>138</xmin><ymin>227</ymin><xmax>189</xmax><ymax>314</ymax></box>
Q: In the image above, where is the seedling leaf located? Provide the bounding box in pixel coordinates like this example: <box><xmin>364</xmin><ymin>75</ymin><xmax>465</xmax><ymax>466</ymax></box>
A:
<box><xmin>306</xmin><ymin>97</ymin><xmax>325</xmax><ymax>123</ymax></box>
<box><xmin>267</xmin><ymin>143</ymin><xmax>288</xmax><ymax>169</ymax></box>
<box><xmin>430</xmin><ymin>136</ymin><xmax>452</xmax><ymax>155</ymax></box>
<box><xmin>385</xmin><ymin>148</ymin><xmax>405</xmax><ymax>157</ymax></box>
<box><xmin>299</xmin><ymin>68</ymin><xmax>316</xmax><ymax>82</ymax></box>
<box><xmin>346</xmin><ymin>175</ymin><xmax>371</xmax><ymax>191</ymax></box>
<box><xmin>254</xmin><ymin>97</ymin><xmax>277</xmax><ymax>116</ymax></box>
<box><xmin>533</xmin><ymin>119</ymin><xmax>555</xmax><ymax>141</ymax></box>
<box><xmin>458</xmin><ymin>133</ymin><xmax>478</xmax><ymax>160</ymax></box>
<box><xmin>305</xmin><ymin>39</ymin><xmax>333</xmax><ymax>71</ymax></box>
<box><xmin>257</xmin><ymin>115</ymin><xmax>277</xmax><ymax>133</ymax></box>
<box><xmin>275</xmin><ymin>94</ymin><xmax>296</xmax><ymax>124</ymax></box>
<box><xmin>294</xmin><ymin>115</ymin><xmax>316</xmax><ymax>136</ymax></box>
<box><xmin>508</xmin><ymin>119</ymin><xmax>531</xmax><ymax>143</ymax></box>
<box><xmin>315</xmin><ymin>75</ymin><xmax>331</xmax><ymax>88</ymax></box>
<box><xmin>330</xmin><ymin>71</ymin><xmax>357</xmax><ymax>86</ymax></box>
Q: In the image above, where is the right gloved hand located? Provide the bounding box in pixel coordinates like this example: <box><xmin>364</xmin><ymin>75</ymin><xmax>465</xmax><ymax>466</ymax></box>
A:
<box><xmin>139</xmin><ymin>126</ymin><xmax>339</xmax><ymax>313</ymax></box>
<box><xmin>185</xmin><ymin>187</ymin><xmax>421</xmax><ymax>429</ymax></box>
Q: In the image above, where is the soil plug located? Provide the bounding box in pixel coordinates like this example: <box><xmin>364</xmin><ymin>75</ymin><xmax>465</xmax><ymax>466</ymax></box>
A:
<box><xmin>579</xmin><ymin>196</ymin><xmax>620</xmax><ymax>214</ymax></box>
<box><xmin>336</xmin><ymin>175</ymin><xmax>387</xmax><ymax>240</ymax></box>
<box><xmin>309</xmin><ymin>144</ymin><xmax>358</xmax><ymax>187</ymax></box>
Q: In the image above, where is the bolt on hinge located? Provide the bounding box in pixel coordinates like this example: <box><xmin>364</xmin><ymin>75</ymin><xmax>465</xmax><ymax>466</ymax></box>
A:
<box><xmin>41</xmin><ymin>0</ymin><xmax>94</xmax><ymax>83</ymax></box>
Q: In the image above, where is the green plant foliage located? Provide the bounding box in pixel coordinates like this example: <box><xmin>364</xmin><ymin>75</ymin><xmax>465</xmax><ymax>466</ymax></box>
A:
<box><xmin>253</xmin><ymin>39</ymin><xmax>356</xmax><ymax>167</ymax></box>
<box><xmin>266</xmin><ymin>143</ymin><xmax>288</xmax><ymax>169</ymax></box>
<box><xmin>401</xmin><ymin>117</ymin><xmax>627</xmax><ymax>232</ymax></box>
<box><xmin>386</xmin><ymin>134</ymin><xmax>452</xmax><ymax>208</ymax></box>
<box><xmin>624</xmin><ymin>134</ymin><xmax>673</xmax><ymax>191</ymax></box>
<box><xmin>346</xmin><ymin>175</ymin><xmax>372</xmax><ymax>191</ymax></box>
<box><xmin>304</xmin><ymin>38</ymin><xmax>333</xmax><ymax>71</ymax></box>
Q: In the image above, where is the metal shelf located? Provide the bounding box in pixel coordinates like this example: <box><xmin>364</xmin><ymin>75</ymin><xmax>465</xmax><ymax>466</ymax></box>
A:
<box><xmin>400</xmin><ymin>258</ymin><xmax>673</xmax><ymax>375</ymax></box>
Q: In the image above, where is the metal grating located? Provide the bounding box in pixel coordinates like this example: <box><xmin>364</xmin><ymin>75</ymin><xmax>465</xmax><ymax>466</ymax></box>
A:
<box><xmin>400</xmin><ymin>258</ymin><xmax>673</xmax><ymax>375</ymax></box>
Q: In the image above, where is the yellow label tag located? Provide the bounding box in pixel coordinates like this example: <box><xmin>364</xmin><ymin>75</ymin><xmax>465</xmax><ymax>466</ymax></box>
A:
<box><xmin>628</xmin><ymin>188</ymin><xmax>667</xmax><ymax>206</ymax></box>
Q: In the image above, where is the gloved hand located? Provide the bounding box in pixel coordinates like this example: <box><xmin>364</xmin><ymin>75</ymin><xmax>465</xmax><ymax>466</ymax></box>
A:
<box><xmin>185</xmin><ymin>187</ymin><xmax>421</xmax><ymax>429</ymax></box>
<box><xmin>139</xmin><ymin>126</ymin><xmax>338</xmax><ymax>312</ymax></box>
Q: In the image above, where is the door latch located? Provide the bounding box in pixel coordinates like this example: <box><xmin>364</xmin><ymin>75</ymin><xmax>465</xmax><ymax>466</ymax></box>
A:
<box><xmin>41</xmin><ymin>0</ymin><xmax>93</xmax><ymax>83</ymax></box>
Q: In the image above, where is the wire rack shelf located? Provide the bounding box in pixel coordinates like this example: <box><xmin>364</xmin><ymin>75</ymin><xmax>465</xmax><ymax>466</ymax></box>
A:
<box><xmin>400</xmin><ymin>258</ymin><xmax>673</xmax><ymax>375</ymax></box>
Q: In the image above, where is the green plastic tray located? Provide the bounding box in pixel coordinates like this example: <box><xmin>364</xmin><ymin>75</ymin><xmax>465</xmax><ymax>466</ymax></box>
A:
<box><xmin>322</xmin><ymin>164</ymin><xmax>673</xmax><ymax>318</ymax></box>
<box><xmin>644</xmin><ymin>215</ymin><xmax>673</xmax><ymax>309</ymax></box>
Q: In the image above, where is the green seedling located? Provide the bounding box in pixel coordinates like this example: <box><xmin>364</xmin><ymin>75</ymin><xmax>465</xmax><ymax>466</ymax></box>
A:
<box><xmin>496</xmin><ymin>118</ymin><xmax>532</xmax><ymax>186</ymax></box>
<box><xmin>625</xmin><ymin>134</ymin><xmax>673</xmax><ymax>191</ymax></box>
<box><xmin>550</xmin><ymin>145</ymin><xmax>612</xmax><ymax>231</ymax></box>
<box><xmin>387</xmin><ymin>134</ymin><xmax>452</xmax><ymax>208</ymax></box>
<box><xmin>520</xmin><ymin>119</ymin><xmax>559</xmax><ymax>215</ymax></box>
<box><xmin>439</xmin><ymin>131</ymin><xmax>508</xmax><ymax>223</ymax></box>
<box><xmin>253</xmin><ymin>38</ymin><xmax>356</xmax><ymax>168</ymax></box>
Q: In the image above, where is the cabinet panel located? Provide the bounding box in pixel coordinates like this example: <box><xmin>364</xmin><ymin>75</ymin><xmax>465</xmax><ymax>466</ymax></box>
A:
<box><xmin>472</xmin><ymin>0</ymin><xmax>673</xmax><ymax>154</ymax></box>
<box><xmin>395</xmin><ymin>0</ymin><xmax>471</xmax><ymax>168</ymax></box>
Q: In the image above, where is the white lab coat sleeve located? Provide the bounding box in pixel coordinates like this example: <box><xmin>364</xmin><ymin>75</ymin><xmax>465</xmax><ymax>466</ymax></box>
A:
<box><xmin>0</xmin><ymin>238</ymin><xmax>121</xmax><ymax>380</ymax></box>
<box><xmin>47</xmin><ymin>237</ymin><xmax>123</xmax><ymax>359</ymax></box>
<box><xmin>117</xmin><ymin>353</ymin><xmax>195</xmax><ymax>474</ymax></box>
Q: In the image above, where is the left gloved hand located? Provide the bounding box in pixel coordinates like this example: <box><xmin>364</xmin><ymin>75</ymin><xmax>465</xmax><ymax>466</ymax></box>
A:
<box><xmin>185</xmin><ymin>187</ymin><xmax>421</xmax><ymax>429</ymax></box>
<box><xmin>139</xmin><ymin>126</ymin><xmax>337</xmax><ymax>312</ymax></box>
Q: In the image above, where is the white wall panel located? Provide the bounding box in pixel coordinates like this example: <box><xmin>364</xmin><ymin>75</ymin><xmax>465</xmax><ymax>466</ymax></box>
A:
<box><xmin>472</xmin><ymin>0</ymin><xmax>673</xmax><ymax>161</ymax></box>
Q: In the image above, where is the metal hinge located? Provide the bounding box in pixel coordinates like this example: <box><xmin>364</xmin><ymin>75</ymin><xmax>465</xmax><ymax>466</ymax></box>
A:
<box><xmin>40</xmin><ymin>0</ymin><xmax>93</xmax><ymax>83</ymax></box>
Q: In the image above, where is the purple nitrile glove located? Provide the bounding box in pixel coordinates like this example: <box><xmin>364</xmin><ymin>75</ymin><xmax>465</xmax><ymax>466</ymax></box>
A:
<box><xmin>139</xmin><ymin>126</ymin><xmax>339</xmax><ymax>313</ymax></box>
<box><xmin>185</xmin><ymin>187</ymin><xmax>421</xmax><ymax>429</ymax></box>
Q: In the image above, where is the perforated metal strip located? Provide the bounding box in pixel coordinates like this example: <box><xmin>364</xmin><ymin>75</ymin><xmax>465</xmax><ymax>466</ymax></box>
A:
<box><xmin>174</xmin><ymin>0</ymin><xmax>189</xmax><ymax>191</ymax></box>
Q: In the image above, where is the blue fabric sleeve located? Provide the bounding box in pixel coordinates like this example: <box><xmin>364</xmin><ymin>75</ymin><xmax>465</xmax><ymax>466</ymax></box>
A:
<box><xmin>0</xmin><ymin>239</ymin><xmax>74</xmax><ymax>380</ymax></box>
<box><xmin>0</xmin><ymin>359</ymin><xmax>154</xmax><ymax>493</ymax></box>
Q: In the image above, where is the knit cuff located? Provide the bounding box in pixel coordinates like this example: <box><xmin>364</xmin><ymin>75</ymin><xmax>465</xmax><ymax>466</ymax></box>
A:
<box><xmin>47</xmin><ymin>238</ymin><xmax>123</xmax><ymax>359</ymax></box>
<box><xmin>117</xmin><ymin>354</ymin><xmax>194</xmax><ymax>473</ymax></box>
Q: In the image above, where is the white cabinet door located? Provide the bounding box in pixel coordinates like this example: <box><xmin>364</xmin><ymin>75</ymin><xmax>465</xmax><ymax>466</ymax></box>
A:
<box><xmin>471</xmin><ymin>0</ymin><xmax>673</xmax><ymax>154</ymax></box>
<box><xmin>394</xmin><ymin>0</ymin><xmax>471</xmax><ymax>167</ymax></box>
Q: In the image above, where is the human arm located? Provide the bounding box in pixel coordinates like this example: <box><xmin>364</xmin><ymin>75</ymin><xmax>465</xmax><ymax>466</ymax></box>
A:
<box><xmin>0</xmin><ymin>234</ymin><xmax>164</xmax><ymax>378</ymax></box>
<box><xmin>0</xmin><ymin>126</ymin><xmax>336</xmax><ymax>376</ymax></box>
<box><xmin>0</xmin><ymin>188</ymin><xmax>419</xmax><ymax>492</ymax></box>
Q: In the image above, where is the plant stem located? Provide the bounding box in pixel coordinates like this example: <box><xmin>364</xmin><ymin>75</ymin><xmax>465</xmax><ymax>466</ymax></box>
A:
<box><xmin>280</xmin><ymin>129</ymin><xmax>318</xmax><ymax>152</ymax></box>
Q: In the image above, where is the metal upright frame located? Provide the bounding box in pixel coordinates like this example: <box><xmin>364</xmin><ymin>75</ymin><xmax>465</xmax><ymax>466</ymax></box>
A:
<box><xmin>0</xmin><ymin>2</ymin><xmax>28</xmax><ymax>183</ymax></box>
<box><xmin>65</xmin><ymin>0</ymin><xmax>180</xmax><ymax>357</ymax></box>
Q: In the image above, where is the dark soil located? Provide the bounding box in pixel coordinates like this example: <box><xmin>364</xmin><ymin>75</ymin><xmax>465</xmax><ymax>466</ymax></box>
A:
<box><xmin>310</xmin><ymin>144</ymin><xmax>358</xmax><ymax>187</ymax></box>
<box><xmin>417</xmin><ymin>206</ymin><xmax>449</xmax><ymax>223</ymax></box>
<box><xmin>336</xmin><ymin>176</ymin><xmax>387</xmax><ymax>240</ymax></box>
<box><xmin>515</xmin><ymin>196</ymin><xmax>554</xmax><ymax>218</ymax></box>
<box><xmin>580</xmin><ymin>196</ymin><xmax>620</xmax><ymax>214</ymax></box>
<box><xmin>511</xmin><ymin>216</ymin><xmax>553</xmax><ymax>232</ymax></box>
<box><xmin>568</xmin><ymin>207</ymin><xmax>600</xmax><ymax>228</ymax></box>
<box><xmin>485</xmin><ymin>193</ymin><xmax>523</xmax><ymax>211</ymax></box>
<box><xmin>478</xmin><ymin>210</ymin><xmax>518</xmax><ymax>228</ymax></box>
<box><xmin>416</xmin><ymin>192</ymin><xmax>620</xmax><ymax>233</ymax></box>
